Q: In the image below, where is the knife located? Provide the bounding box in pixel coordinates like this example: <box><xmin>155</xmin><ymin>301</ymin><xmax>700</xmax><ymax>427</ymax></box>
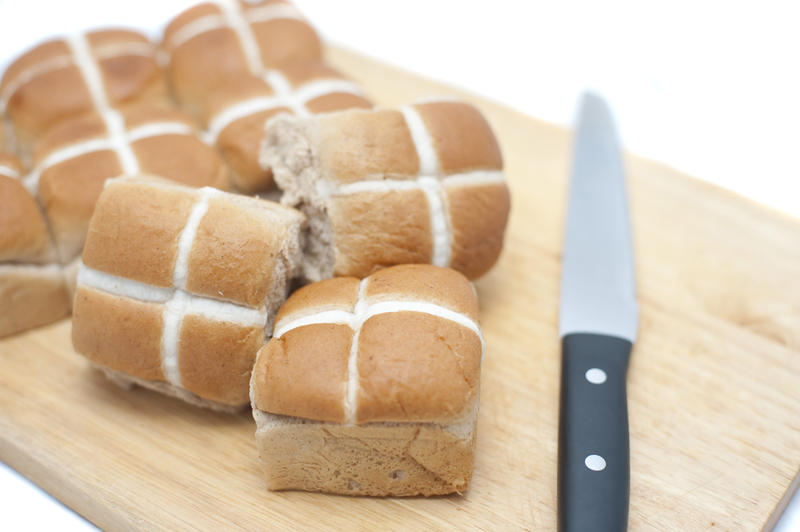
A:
<box><xmin>558</xmin><ymin>92</ymin><xmax>638</xmax><ymax>532</ymax></box>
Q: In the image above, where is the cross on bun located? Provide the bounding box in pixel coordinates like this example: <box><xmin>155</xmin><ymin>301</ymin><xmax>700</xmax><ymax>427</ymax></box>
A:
<box><xmin>261</xmin><ymin>100</ymin><xmax>512</xmax><ymax>281</ymax></box>
<box><xmin>203</xmin><ymin>61</ymin><xmax>371</xmax><ymax>194</ymax></box>
<box><xmin>163</xmin><ymin>0</ymin><xmax>322</xmax><ymax>119</ymax></box>
<box><xmin>71</xmin><ymin>176</ymin><xmax>305</xmax><ymax>411</ymax></box>
<box><xmin>25</xmin><ymin>104</ymin><xmax>229</xmax><ymax>264</ymax></box>
<box><xmin>1</xmin><ymin>29</ymin><xmax>166</xmax><ymax>159</ymax></box>
<box><xmin>250</xmin><ymin>264</ymin><xmax>483</xmax><ymax>495</ymax></box>
<box><xmin>0</xmin><ymin>153</ymin><xmax>70</xmax><ymax>337</ymax></box>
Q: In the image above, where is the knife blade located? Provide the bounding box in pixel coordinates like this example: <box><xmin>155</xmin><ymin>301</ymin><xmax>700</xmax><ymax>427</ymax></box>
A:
<box><xmin>558</xmin><ymin>92</ymin><xmax>638</xmax><ymax>532</ymax></box>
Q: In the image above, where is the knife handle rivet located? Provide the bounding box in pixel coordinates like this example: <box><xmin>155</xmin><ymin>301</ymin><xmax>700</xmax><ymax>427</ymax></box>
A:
<box><xmin>585</xmin><ymin>454</ymin><xmax>607</xmax><ymax>471</ymax></box>
<box><xmin>585</xmin><ymin>367</ymin><xmax>607</xmax><ymax>384</ymax></box>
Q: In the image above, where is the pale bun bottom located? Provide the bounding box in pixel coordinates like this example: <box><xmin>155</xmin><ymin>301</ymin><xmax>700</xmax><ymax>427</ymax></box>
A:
<box><xmin>95</xmin><ymin>364</ymin><xmax>247</xmax><ymax>414</ymax></box>
<box><xmin>252</xmin><ymin>408</ymin><xmax>477</xmax><ymax>496</ymax></box>
<box><xmin>0</xmin><ymin>264</ymin><xmax>70</xmax><ymax>338</ymax></box>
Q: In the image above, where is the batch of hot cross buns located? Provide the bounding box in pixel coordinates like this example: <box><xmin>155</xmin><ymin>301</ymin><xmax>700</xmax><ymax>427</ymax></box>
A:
<box><xmin>0</xmin><ymin>0</ymin><xmax>510</xmax><ymax>496</ymax></box>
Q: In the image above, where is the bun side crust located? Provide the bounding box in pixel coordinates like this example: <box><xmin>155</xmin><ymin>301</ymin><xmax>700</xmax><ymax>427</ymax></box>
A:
<box><xmin>317</xmin><ymin>110</ymin><xmax>419</xmax><ymax>184</ymax></box>
<box><xmin>0</xmin><ymin>176</ymin><xmax>54</xmax><ymax>264</ymax></box>
<box><xmin>0</xmin><ymin>152</ymin><xmax>66</xmax><ymax>337</ymax></box>
<box><xmin>178</xmin><ymin>315</ymin><xmax>264</xmax><ymax>406</ymax></box>
<box><xmin>185</xmin><ymin>195</ymin><xmax>304</xmax><ymax>307</ymax></box>
<box><xmin>413</xmin><ymin>101</ymin><xmax>503</xmax><ymax>173</ymax></box>
<box><xmin>73</xmin><ymin>176</ymin><xmax>305</xmax><ymax>410</ymax></box>
<box><xmin>81</xmin><ymin>179</ymin><xmax>195</xmax><ymax>287</ymax></box>
<box><xmin>328</xmin><ymin>189</ymin><xmax>433</xmax><ymax>278</ymax></box>
<box><xmin>254</xmin><ymin>324</ymin><xmax>352</xmax><ymax>422</ymax></box>
<box><xmin>72</xmin><ymin>286</ymin><xmax>165</xmax><ymax>381</ymax></box>
<box><xmin>448</xmin><ymin>181</ymin><xmax>511</xmax><ymax>279</ymax></box>
<box><xmin>0</xmin><ymin>264</ymin><xmax>69</xmax><ymax>338</ymax></box>
<box><xmin>39</xmin><ymin>150</ymin><xmax>124</xmax><ymax>261</ymax></box>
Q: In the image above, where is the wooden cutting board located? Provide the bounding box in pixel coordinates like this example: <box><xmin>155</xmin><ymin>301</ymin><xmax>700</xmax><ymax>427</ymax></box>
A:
<box><xmin>1</xmin><ymin>46</ymin><xmax>799</xmax><ymax>531</ymax></box>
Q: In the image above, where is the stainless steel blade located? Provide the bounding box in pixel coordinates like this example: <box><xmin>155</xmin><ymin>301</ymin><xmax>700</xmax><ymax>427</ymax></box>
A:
<box><xmin>559</xmin><ymin>92</ymin><xmax>638</xmax><ymax>341</ymax></box>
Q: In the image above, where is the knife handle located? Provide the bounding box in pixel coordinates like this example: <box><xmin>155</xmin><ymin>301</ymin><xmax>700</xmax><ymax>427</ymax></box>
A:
<box><xmin>558</xmin><ymin>333</ymin><xmax>632</xmax><ymax>532</ymax></box>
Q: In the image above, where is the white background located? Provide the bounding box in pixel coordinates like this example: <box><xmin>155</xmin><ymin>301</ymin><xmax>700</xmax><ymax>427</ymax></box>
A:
<box><xmin>1</xmin><ymin>0</ymin><xmax>798</xmax><ymax>529</ymax></box>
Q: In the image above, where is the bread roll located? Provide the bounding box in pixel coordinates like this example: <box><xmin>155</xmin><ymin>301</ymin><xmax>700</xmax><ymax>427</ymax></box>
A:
<box><xmin>72</xmin><ymin>176</ymin><xmax>305</xmax><ymax>411</ymax></box>
<box><xmin>250</xmin><ymin>264</ymin><xmax>483</xmax><ymax>495</ymax></box>
<box><xmin>204</xmin><ymin>62</ymin><xmax>371</xmax><ymax>193</ymax></box>
<box><xmin>262</xmin><ymin>100</ymin><xmax>511</xmax><ymax>281</ymax></box>
<box><xmin>0</xmin><ymin>29</ymin><xmax>165</xmax><ymax>159</ymax></box>
<box><xmin>25</xmin><ymin>104</ymin><xmax>229</xmax><ymax>263</ymax></box>
<box><xmin>163</xmin><ymin>0</ymin><xmax>321</xmax><ymax>119</ymax></box>
<box><xmin>0</xmin><ymin>153</ymin><xmax>70</xmax><ymax>337</ymax></box>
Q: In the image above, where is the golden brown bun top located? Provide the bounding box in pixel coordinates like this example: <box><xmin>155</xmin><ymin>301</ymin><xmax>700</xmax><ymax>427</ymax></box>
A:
<box><xmin>202</xmin><ymin>75</ymin><xmax>277</xmax><ymax>124</ymax></box>
<box><xmin>365</xmin><ymin>264</ymin><xmax>479</xmax><ymax>322</ymax></box>
<box><xmin>1</xmin><ymin>28</ymin><xmax>166</xmax><ymax>156</ymax></box>
<box><xmin>1</xmin><ymin>28</ymin><xmax>156</xmax><ymax>94</ymax></box>
<box><xmin>82</xmin><ymin>175</ymin><xmax>304</xmax><ymax>306</ymax></box>
<box><xmin>163</xmin><ymin>0</ymin><xmax>321</xmax><ymax>62</ymax></box>
<box><xmin>202</xmin><ymin>60</ymin><xmax>370</xmax><ymax>124</ymax></box>
<box><xmin>162</xmin><ymin>0</ymin><xmax>322</xmax><ymax>119</ymax></box>
<box><xmin>1</xmin><ymin>40</ymin><xmax>69</xmax><ymax>91</ymax></box>
<box><xmin>313</xmin><ymin>100</ymin><xmax>502</xmax><ymax>184</ymax></box>
<box><xmin>274</xmin><ymin>264</ymin><xmax>478</xmax><ymax>326</ymax></box>
<box><xmin>278</xmin><ymin>61</ymin><xmax>354</xmax><ymax>87</ymax></box>
<box><xmin>274</xmin><ymin>276</ymin><xmax>361</xmax><ymax>322</ymax></box>
<box><xmin>33</xmin><ymin>104</ymin><xmax>197</xmax><ymax>161</ymax></box>
<box><xmin>252</xmin><ymin>264</ymin><xmax>483</xmax><ymax>424</ymax></box>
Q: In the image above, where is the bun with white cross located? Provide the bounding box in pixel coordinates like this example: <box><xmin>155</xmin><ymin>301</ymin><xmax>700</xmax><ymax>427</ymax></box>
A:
<box><xmin>262</xmin><ymin>100</ymin><xmax>511</xmax><ymax>281</ymax></box>
<box><xmin>250</xmin><ymin>264</ymin><xmax>483</xmax><ymax>495</ymax></box>
<box><xmin>202</xmin><ymin>61</ymin><xmax>372</xmax><ymax>194</ymax></box>
<box><xmin>162</xmin><ymin>0</ymin><xmax>322</xmax><ymax>120</ymax></box>
<box><xmin>0</xmin><ymin>153</ymin><xmax>71</xmax><ymax>337</ymax></box>
<box><xmin>71</xmin><ymin>176</ymin><xmax>305</xmax><ymax>411</ymax></box>
<box><xmin>1</xmin><ymin>29</ymin><xmax>166</xmax><ymax>159</ymax></box>
<box><xmin>28</xmin><ymin>103</ymin><xmax>230</xmax><ymax>265</ymax></box>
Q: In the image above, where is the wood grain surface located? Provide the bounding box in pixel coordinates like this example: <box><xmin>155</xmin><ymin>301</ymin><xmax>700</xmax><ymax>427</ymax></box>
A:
<box><xmin>1</xmin><ymin>46</ymin><xmax>799</xmax><ymax>531</ymax></box>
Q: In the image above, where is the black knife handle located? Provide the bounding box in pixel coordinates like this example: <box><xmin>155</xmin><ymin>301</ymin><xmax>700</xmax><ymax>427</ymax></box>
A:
<box><xmin>558</xmin><ymin>333</ymin><xmax>632</xmax><ymax>532</ymax></box>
